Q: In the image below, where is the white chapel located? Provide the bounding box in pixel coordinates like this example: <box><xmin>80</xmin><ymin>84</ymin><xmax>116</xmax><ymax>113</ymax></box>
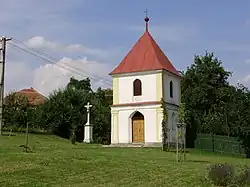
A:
<box><xmin>109</xmin><ymin>16</ymin><xmax>181</xmax><ymax>146</ymax></box>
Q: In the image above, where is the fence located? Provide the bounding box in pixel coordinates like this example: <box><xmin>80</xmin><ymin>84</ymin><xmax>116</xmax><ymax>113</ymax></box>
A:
<box><xmin>195</xmin><ymin>133</ymin><xmax>245</xmax><ymax>157</ymax></box>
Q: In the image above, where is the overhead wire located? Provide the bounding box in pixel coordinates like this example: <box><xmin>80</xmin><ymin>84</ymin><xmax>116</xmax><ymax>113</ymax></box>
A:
<box><xmin>8</xmin><ymin>39</ymin><xmax>113</xmax><ymax>87</ymax></box>
<box><xmin>9</xmin><ymin>41</ymin><xmax>113</xmax><ymax>86</ymax></box>
<box><xmin>11</xmin><ymin>38</ymin><xmax>113</xmax><ymax>83</ymax></box>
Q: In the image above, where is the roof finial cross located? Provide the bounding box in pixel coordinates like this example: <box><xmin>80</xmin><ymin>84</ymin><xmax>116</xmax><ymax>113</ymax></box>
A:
<box><xmin>144</xmin><ymin>9</ymin><xmax>149</xmax><ymax>17</ymax></box>
<box><xmin>144</xmin><ymin>9</ymin><xmax>150</xmax><ymax>32</ymax></box>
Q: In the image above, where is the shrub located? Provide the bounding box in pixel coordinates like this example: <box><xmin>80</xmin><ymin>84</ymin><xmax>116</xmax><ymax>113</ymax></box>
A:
<box><xmin>3</xmin><ymin>126</ymin><xmax>51</xmax><ymax>135</ymax></box>
<box><xmin>207</xmin><ymin>163</ymin><xmax>234</xmax><ymax>186</ymax></box>
<box><xmin>235</xmin><ymin>166</ymin><xmax>250</xmax><ymax>186</ymax></box>
<box><xmin>70</xmin><ymin>132</ymin><xmax>76</xmax><ymax>144</ymax></box>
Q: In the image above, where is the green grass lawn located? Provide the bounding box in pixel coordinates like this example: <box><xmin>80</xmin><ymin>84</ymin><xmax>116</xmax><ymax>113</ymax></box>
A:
<box><xmin>0</xmin><ymin>133</ymin><xmax>249</xmax><ymax>187</ymax></box>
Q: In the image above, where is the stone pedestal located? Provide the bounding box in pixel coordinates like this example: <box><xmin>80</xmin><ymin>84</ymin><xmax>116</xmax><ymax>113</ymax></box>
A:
<box><xmin>84</xmin><ymin>124</ymin><xmax>93</xmax><ymax>143</ymax></box>
<box><xmin>83</xmin><ymin>102</ymin><xmax>93</xmax><ymax>143</ymax></box>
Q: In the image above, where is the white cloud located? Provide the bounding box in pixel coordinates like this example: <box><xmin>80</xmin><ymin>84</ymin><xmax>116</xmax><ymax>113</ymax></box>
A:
<box><xmin>25</xmin><ymin>36</ymin><xmax>119</xmax><ymax>60</ymax></box>
<box><xmin>5</xmin><ymin>61</ymin><xmax>33</xmax><ymax>93</ymax></box>
<box><xmin>237</xmin><ymin>72</ymin><xmax>250</xmax><ymax>88</ymax></box>
<box><xmin>243</xmin><ymin>75</ymin><xmax>250</xmax><ymax>82</ymax></box>
<box><xmin>33</xmin><ymin>57</ymin><xmax>112</xmax><ymax>96</ymax></box>
<box><xmin>1</xmin><ymin>1</ymin><xmax>200</xmax><ymax>95</ymax></box>
<box><xmin>239</xmin><ymin>60</ymin><xmax>250</xmax><ymax>87</ymax></box>
<box><xmin>5</xmin><ymin>56</ymin><xmax>113</xmax><ymax>96</ymax></box>
<box><xmin>0</xmin><ymin>2</ymin><xmax>119</xmax><ymax>96</ymax></box>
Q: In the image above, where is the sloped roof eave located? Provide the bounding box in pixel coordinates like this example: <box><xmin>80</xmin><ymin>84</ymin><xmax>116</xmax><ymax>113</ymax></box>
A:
<box><xmin>109</xmin><ymin>30</ymin><xmax>180</xmax><ymax>76</ymax></box>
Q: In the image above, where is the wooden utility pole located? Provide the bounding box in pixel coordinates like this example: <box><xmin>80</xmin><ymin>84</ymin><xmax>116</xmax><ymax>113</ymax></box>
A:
<box><xmin>0</xmin><ymin>37</ymin><xmax>11</xmax><ymax>136</ymax></box>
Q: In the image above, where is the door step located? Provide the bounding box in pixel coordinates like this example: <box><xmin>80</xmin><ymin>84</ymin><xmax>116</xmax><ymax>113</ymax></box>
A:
<box><xmin>103</xmin><ymin>143</ymin><xmax>144</xmax><ymax>148</ymax></box>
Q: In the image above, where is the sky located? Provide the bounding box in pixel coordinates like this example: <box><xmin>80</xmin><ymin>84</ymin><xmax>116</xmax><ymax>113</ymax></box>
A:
<box><xmin>2</xmin><ymin>0</ymin><xmax>250</xmax><ymax>96</ymax></box>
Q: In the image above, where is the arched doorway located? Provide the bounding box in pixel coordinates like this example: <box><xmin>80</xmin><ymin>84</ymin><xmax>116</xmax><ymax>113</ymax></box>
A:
<box><xmin>132</xmin><ymin>111</ymin><xmax>144</xmax><ymax>143</ymax></box>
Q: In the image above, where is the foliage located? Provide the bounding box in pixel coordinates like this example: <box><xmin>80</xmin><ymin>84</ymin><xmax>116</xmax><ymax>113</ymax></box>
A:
<box><xmin>234</xmin><ymin>166</ymin><xmax>250</xmax><ymax>186</ymax></box>
<box><xmin>5</xmin><ymin>50</ymin><xmax>250</xmax><ymax>156</ymax></box>
<box><xmin>3</xmin><ymin>91</ymin><xmax>31</xmax><ymax>129</ymax></box>
<box><xmin>3</xmin><ymin>77</ymin><xmax>111</xmax><ymax>144</ymax></box>
<box><xmin>180</xmin><ymin>51</ymin><xmax>250</xmax><ymax>157</ymax></box>
<box><xmin>36</xmin><ymin>87</ymin><xmax>90</xmax><ymax>139</ymax></box>
<box><xmin>178</xmin><ymin>103</ymin><xmax>186</xmax><ymax>123</ymax></box>
<box><xmin>206</xmin><ymin>163</ymin><xmax>234</xmax><ymax>186</ymax></box>
<box><xmin>161</xmin><ymin>98</ymin><xmax>168</xmax><ymax>151</ymax></box>
<box><xmin>2</xmin><ymin>126</ymin><xmax>51</xmax><ymax>134</ymax></box>
<box><xmin>32</xmin><ymin>78</ymin><xmax>111</xmax><ymax>144</ymax></box>
<box><xmin>91</xmin><ymin>87</ymin><xmax>111</xmax><ymax>144</ymax></box>
<box><xmin>70</xmin><ymin>132</ymin><xmax>76</xmax><ymax>144</ymax></box>
<box><xmin>20</xmin><ymin>144</ymin><xmax>34</xmax><ymax>153</ymax></box>
<box><xmin>67</xmin><ymin>77</ymin><xmax>92</xmax><ymax>92</ymax></box>
<box><xmin>180</xmin><ymin>52</ymin><xmax>250</xmax><ymax>154</ymax></box>
<box><xmin>181</xmin><ymin>52</ymin><xmax>232</xmax><ymax>148</ymax></box>
<box><xmin>206</xmin><ymin>164</ymin><xmax>250</xmax><ymax>186</ymax></box>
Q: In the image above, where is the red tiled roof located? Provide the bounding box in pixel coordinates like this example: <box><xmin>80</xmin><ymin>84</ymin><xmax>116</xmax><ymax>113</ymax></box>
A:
<box><xmin>110</xmin><ymin>30</ymin><xmax>180</xmax><ymax>76</ymax></box>
<box><xmin>15</xmin><ymin>87</ymin><xmax>47</xmax><ymax>105</ymax></box>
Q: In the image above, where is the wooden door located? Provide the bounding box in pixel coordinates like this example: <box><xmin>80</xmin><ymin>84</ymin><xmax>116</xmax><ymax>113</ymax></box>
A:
<box><xmin>132</xmin><ymin>118</ymin><xmax>144</xmax><ymax>143</ymax></box>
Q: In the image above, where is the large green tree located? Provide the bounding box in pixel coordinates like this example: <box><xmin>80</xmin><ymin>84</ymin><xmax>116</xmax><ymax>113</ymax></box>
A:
<box><xmin>36</xmin><ymin>87</ymin><xmax>91</xmax><ymax>138</ymax></box>
<box><xmin>181</xmin><ymin>52</ymin><xmax>231</xmax><ymax>147</ymax></box>
<box><xmin>35</xmin><ymin>77</ymin><xmax>112</xmax><ymax>144</ymax></box>
<box><xmin>3</xmin><ymin>91</ymin><xmax>31</xmax><ymax>129</ymax></box>
<box><xmin>232</xmin><ymin>84</ymin><xmax>250</xmax><ymax>157</ymax></box>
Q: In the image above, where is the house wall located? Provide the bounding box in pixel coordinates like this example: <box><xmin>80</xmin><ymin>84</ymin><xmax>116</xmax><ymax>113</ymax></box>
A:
<box><xmin>112</xmin><ymin>72</ymin><xmax>158</xmax><ymax>105</ymax></box>
<box><xmin>163</xmin><ymin>71</ymin><xmax>181</xmax><ymax>106</ymax></box>
<box><xmin>111</xmin><ymin>71</ymin><xmax>181</xmax><ymax>145</ymax></box>
<box><xmin>167</xmin><ymin>107</ymin><xmax>179</xmax><ymax>143</ymax></box>
<box><xmin>111</xmin><ymin>104</ymin><xmax>163</xmax><ymax>144</ymax></box>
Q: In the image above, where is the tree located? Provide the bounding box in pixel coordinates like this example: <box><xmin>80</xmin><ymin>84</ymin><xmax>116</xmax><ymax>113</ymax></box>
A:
<box><xmin>181</xmin><ymin>52</ymin><xmax>231</xmax><ymax>147</ymax></box>
<box><xmin>67</xmin><ymin>77</ymin><xmax>92</xmax><ymax>92</ymax></box>
<box><xmin>91</xmin><ymin>87</ymin><xmax>111</xmax><ymax>144</ymax></box>
<box><xmin>232</xmin><ymin>84</ymin><xmax>250</xmax><ymax>158</ymax></box>
<box><xmin>35</xmin><ymin>77</ymin><xmax>112</xmax><ymax>144</ymax></box>
<box><xmin>4</xmin><ymin>91</ymin><xmax>31</xmax><ymax>129</ymax></box>
<box><xmin>37</xmin><ymin>87</ymin><xmax>90</xmax><ymax>139</ymax></box>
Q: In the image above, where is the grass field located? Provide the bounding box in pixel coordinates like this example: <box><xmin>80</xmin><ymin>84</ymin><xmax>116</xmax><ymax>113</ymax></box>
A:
<box><xmin>0</xmin><ymin>133</ymin><xmax>249</xmax><ymax>187</ymax></box>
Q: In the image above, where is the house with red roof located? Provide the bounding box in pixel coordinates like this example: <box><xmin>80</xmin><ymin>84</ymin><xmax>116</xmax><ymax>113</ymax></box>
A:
<box><xmin>110</xmin><ymin>16</ymin><xmax>181</xmax><ymax>146</ymax></box>
<box><xmin>14</xmin><ymin>87</ymin><xmax>47</xmax><ymax>106</ymax></box>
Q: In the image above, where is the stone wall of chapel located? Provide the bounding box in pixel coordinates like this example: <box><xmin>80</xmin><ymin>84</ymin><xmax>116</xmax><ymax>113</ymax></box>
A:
<box><xmin>114</xmin><ymin>73</ymin><xmax>158</xmax><ymax>104</ymax></box>
<box><xmin>163</xmin><ymin>71</ymin><xmax>181</xmax><ymax>106</ymax></box>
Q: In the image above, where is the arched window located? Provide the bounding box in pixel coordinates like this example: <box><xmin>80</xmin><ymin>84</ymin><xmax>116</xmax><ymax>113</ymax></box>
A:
<box><xmin>133</xmin><ymin>79</ymin><xmax>142</xmax><ymax>96</ymax></box>
<box><xmin>170</xmin><ymin>81</ymin><xmax>173</xmax><ymax>98</ymax></box>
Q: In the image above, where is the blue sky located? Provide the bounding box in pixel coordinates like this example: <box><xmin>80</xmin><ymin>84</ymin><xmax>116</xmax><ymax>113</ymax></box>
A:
<box><xmin>2</xmin><ymin>0</ymin><xmax>250</xmax><ymax>95</ymax></box>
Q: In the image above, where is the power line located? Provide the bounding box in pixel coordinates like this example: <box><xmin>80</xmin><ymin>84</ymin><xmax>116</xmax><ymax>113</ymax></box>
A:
<box><xmin>0</xmin><ymin>37</ymin><xmax>11</xmax><ymax>136</ymax></box>
<box><xmin>8</xmin><ymin>42</ymin><xmax>112</xmax><ymax>86</ymax></box>
<box><xmin>12</xmin><ymin>38</ymin><xmax>62</xmax><ymax>62</ymax></box>
<box><xmin>9</xmin><ymin>41</ymin><xmax>113</xmax><ymax>86</ymax></box>
<box><xmin>10</xmin><ymin>38</ymin><xmax>114</xmax><ymax>99</ymax></box>
<box><xmin>11</xmin><ymin>38</ymin><xmax>113</xmax><ymax>85</ymax></box>
<box><xmin>12</xmin><ymin>38</ymin><xmax>109</xmax><ymax>66</ymax></box>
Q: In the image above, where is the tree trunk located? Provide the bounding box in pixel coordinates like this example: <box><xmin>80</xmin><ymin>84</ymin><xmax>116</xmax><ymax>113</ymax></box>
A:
<box><xmin>245</xmin><ymin>150</ymin><xmax>250</xmax><ymax>158</ymax></box>
<box><xmin>212</xmin><ymin>133</ymin><xmax>215</xmax><ymax>152</ymax></box>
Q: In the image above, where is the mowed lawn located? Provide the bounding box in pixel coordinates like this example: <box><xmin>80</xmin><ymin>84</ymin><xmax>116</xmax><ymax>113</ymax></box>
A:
<box><xmin>0</xmin><ymin>133</ymin><xmax>249</xmax><ymax>187</ymax></box>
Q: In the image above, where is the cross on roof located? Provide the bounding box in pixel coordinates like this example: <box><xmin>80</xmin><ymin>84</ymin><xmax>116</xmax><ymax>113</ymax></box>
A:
<box><xmin>144</xmin><ymin>9</ymin><xmax>149</xmax><ymax>17</ymax></box>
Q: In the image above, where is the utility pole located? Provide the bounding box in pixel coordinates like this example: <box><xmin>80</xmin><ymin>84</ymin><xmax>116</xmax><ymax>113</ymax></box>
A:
<box><xmin>0</xmin><ymin>37</ymin><xmax>11</xmax><ymax>136</ymax></box>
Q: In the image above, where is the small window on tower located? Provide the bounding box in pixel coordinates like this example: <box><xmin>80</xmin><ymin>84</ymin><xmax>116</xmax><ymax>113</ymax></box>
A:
<box><xmin>133</xmin><ymin>79</ymin><xmax>142</xmax><ymax>96</ymax></box>
<box><xmin>170</xmin><ymin>81</ymin><xmax>173</xmax><ymax>98</ymax></box>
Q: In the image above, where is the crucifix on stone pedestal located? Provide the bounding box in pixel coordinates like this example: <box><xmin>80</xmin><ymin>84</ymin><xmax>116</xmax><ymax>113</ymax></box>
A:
<box><xmin>84</xmin><ymin>102</ymin><xmax>93</xmax><ymax>143</ymax></box>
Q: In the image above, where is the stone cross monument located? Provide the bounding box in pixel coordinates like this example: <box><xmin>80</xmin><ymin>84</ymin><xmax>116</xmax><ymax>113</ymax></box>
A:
<box><xmin>84</xmin><ymin>102</ymin><xmax>93</xmax><ymax>143</ymax></box>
